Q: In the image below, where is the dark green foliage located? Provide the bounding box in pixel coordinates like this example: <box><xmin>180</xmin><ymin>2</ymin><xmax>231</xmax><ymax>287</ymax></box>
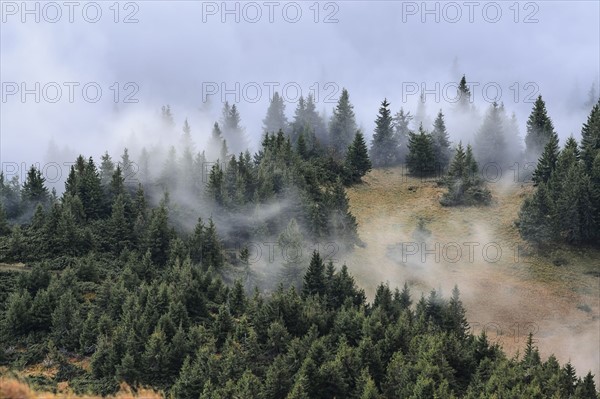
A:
<box><xmin>532</xmin><ymin>131</ymin><xmax>560</xmax><ymax>185</ymax></box>
<box><xmin>406</xmin><ymin>124</ymin><xmax>435</xmax><ymax>176</ymax></box>
<box><xmin>581</xmin><ymin>99</ymin><xmax>600</xmax><ymax>170</ymax></box>
<box><xmin>520</xmin><ymin>129</ymin><xmax>599</xmax><ymax>246</ymax></box>
<box><xmin>457</xmin><ymin>74</ymin><xmax>471</xmax><ymax>111</ymax></box>
<box><xmin>344</xmin><ymin>131</ymin><xmax>372</xmax><ymax>184</ymax></box>
<box><xmin>329</xmin><ymin>89</ymin><xmax>358</xmax><ymax>157</ymax></box>
<box><xmin>525</xmin><ymin>95</ymin><xmax>556</xmax><ymax>158</ymax></box>
<box><xmin>0</xmin><ymin>116</ymin><xmax>596</xmax><ymax>398</ymax></box>
<box><xmin>431</xmin><ymin>110</ymin><xmax>452</xmax><ymax>170</ymax></box>
<box><xmin>441</xmin><ymin>143</ymin><xmax>492</xmax><ymax>206</ymax></box>
<box><xmin>303</xmin><ymin>250</ymin><xmax>326</xmax><ymax>297</ymax></box>
<box><xmin>21</xmin><ymin>166</ymin><xmax>50</xmax><ymax>209</ymax></box>
<box><xmin>263</xmin><ymin>91</ymin><xmax>288</xmax><ymax>134</ymax></box>
<box><xmin>370</xmin><ymin>99</ymin><xmax>399</xmax><ymax>167</ymax></box>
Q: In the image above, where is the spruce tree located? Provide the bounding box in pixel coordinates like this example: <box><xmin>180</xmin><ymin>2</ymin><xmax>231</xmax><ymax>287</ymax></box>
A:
<box><xmin>263</xmin><ymin>92</ymin><xmax>288</xmax><ymax>134</ymax></box>
<box><xmin>303</xmin><ymin>251</ymin><xmax>326</xmax><ymax>297</ymax></box>
<box><xmin>370</xmin><ymin>99</ymin><xmax>399</xmax><ymax>167</ymax></box>
<box><xmin>329</xmin><ymin>89</ymin><xmax>358</xmax><ymax>157</ymax></box>
<box><xmin>345</xmin><ymin>131</ymin><xmax>372</xmax><ymax>184</ymax></box>
<box><xmin>457</xmin><ymin>74</ymin><xmax>471</xmax><ymax>111</ymax></box>
<box><xmin>221</xmin><ymin>102</ymin><xmax>247</xmax><ymax>154</ymax></box>
<box><xmin>406</xmin><ymin>124</ymin><xmax>435</xmax><ymax>176</ymax></box>
<box><xmin>474</xmin><ymin>102</ymin><xmax>507</xmax><ymax>168</ymax></box>
<box><xmin>580</xmin><ymin>99</ymin><xmax>600</xmax><ymax>171</ymax></box>
<box><xmin>393</xmin><ymin>108</ymin><xmax>413</xmax><ymax>162</ymax></box>
<box><xmin>99</xmin><ymin>152</ymin><xmax>115</xmax><ymax>187</ymax></box>
<box><xmin>431</xmin><ymin>110</ymin><xmax>452</xmax><ymax>171</ymax></box>
<box><xmin>532</xmin><ymin>131</ymin><xmax>559</xmax><ymax>185</ymax></box>
<box><xmin>21</xmin><ymin>166</ymin><xmax>49</xmax><ymax>206</ymax></box>
<box><xmin>525</xmin><ymin>95</ymin><xmax>556</xmax><ymax>158</ymax></box>
<box><xmin>278</xmin><ymin>218</ymin><xmax>305</xmax><ymax>290</ymax></box>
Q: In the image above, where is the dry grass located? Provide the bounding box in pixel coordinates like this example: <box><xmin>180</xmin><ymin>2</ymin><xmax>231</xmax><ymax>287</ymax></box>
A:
<box><xmin>343</xmin><ymin>166</ymin><xmax>600</xmax><ymax>381</ymax></box>
<box><xmin>0</xmin><ymin>378</ymin><xmax>164</xmax><ymax>399</ymax></box>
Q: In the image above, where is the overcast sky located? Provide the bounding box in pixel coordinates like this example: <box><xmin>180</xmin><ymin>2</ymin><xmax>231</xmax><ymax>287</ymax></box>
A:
<box><xmin>1</xmin><ymin>0</ymin><xmax>599</xmax><ymax>178</ymax></box>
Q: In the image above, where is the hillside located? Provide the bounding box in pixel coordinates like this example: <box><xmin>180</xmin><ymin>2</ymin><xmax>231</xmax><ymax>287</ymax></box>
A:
<box><xmin>341</xmin><ymin>166</ymin><xmax>600</xmax><ymax>382</ymax></box>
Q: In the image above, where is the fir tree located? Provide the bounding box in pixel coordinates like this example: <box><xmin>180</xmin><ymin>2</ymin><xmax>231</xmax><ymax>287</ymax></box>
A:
<box><xmin>525</xmin><ymin>95</ymin><xmax>556</xmax><ymax>158</ymax></box>
<box><xmin>370</xmin><ymin>99</ymin><xmax>399</xmax><ymax>167</ymax></box>
<box><xmin>329</xmin><ymin>89</ymin><xmax>357</xmax><ymax>157</ymax></box>
<box><xmin>474</xmin><ymin>102</ymin><xmax>507</xmax><ymax>168</ymax></box>
<box><xmin>393</xmin><ymin>108</ymin><xmax>413</xmax><ymax>162</ymax></box>
<box><xmin>345</xmin><ymin>131</ymin><xmax>372</xmax><ymax>184</ymax></box>
<box><xmin>532</xmin><ymin>131</ymin><xmax>559</xmax><ymax>185</ymax></box>
<box><xmin>580</xmin><ymin>99</ymin><xmax>600</xmax><ymax>171</ymax></box>
<box><xmin>457</xmin><ymin>74</ymin><xmax>471</xmax><ymax>111</ymax></box>
<box><xmin>263</xmin><ymin>91</ymin><xmax>288</xmax><ymax>134</ymax></box>
<box><xmin>21</xmin><ymin>166</ymin><xmax>49</xmax><ymax>206</ymax></box>
<box><xmin>431</xmin><ymin>110</ymin><xmax>452</xmax><ymax>171</ymax></box>
<box><xmin>406</xmin><ymin>124</ymin><xmax>435</xmax><ymax>176</ymax></box>
<box><xmin>303</xmin><ymin>251</ymin><xmax>326</xmax><ymax>297</ymax></box>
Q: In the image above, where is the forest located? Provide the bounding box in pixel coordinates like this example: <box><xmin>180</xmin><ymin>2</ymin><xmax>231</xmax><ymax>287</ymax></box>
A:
<box><xmin>0</xmin><ymin>77</ymin><xmax>599</xmax><ymax>398</ymax></box>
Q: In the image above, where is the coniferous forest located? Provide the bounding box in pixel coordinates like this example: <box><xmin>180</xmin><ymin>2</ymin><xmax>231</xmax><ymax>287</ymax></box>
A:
<box><xmin>0</xmin><ymin>82</ymin><xmax>599</xmax><ymax>397</ymax></box>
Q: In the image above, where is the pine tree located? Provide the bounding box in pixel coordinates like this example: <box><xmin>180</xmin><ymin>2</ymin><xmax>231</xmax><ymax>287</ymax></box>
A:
<box><xmin>446</xmin><ymin>285</ymin><xmax>469</xmax><ymax>338</ymax></box>
<box><xmin>370</xmin><ymin>99</ymin><xmax>399</xmax><ymax>167</ymax></box>
<box><xmin>99</xmin><ymin>152</ymin><xmax>115</xmax><ymax>187</ymax></box>
<box><xmin>525</xmin><ymin>95</ymin><xmax>556</xmax><ymax>159</ymax></box>
<box><xmin>202</xmin><ymin>217</ymin><xmax>223</xmax><ymax>270</ymax></box>
<box><xmin>327</xmin><ymin>179</ymin><xmax>359</xmax><ymax>249</ymax></box>
<box><xmin>263</xmin><ymin>92</ymin><xmax>288</xmax><ymax>134</ymax></box>
<box><xmin>145</xmin><ymin>199</ymin><xmax>171</xmax><ymax>266</ymax></box>
<box><xmin>457</xmin><ymin>74</ymin><xmax>471</xmax><ymax>111</ymax></box>
<box><xmin>296</xmin><ymin>132</ymin><xmax>308</xmax><ymax>160</ymax></box>
<box><xmin>441</xmin><ymin>143</ymin><xmax>491</xmax><ymax>206</ymax></box>
<box><xmin>120</xmin><ymin>148</ymin><xmax>135</xmax><ymax>188</ymax></box>
<box><xmin>21</xmin><ymin>166</ymin><xmax>49</xmax><ymax>206</ymax></box>
<box><xmin>393</xmin><ymin>108</ymin><xmax>413</xmax><ymax>162</ymax></box>
<box><xmin>161</xmin><ymin>104</ymin><xmax>175</xmax><ymax>129</ymax></box>
<box><xmin>110</xmin><ymin>194</ymin><xmax>133</xmax><ymax>254</ymax></box>
<box><xmin>431</xmin><ymin>110</ymin><xmax>452</xmax><ymax>171</ymax></box>
<box><xmin>207</xmin><ymin>163</ymin><xmax>224</xmax><ymax>206</ymax></box>
<box><xmin>303</xmin><ymin>251</ymin><xmax>326</xmax><ymax>297</ymax></box>
<box><xmin>580</xmin><ymin>99</ymin><xmax>600</xmax><ymax>171</ymax></box>
<box><xmin>532</xmin><ymin>131</ymin><xmax>559</xmax><ymax>185</ymax></box>
<box><xmin>406</xmin><ymin>124</ymin><xmax>435</xmax><ymax>176</ymax></box>
<box><xmin>518</xmin><ymin>182</ymin><xmax>555</xmax><ymax>243</ymax></box>
<box><xmin>221</xmin><ymin>103</ymin><xmax>247</xmax><ymax>154</ymax></box>
<box><xmin>80</xmin><ymin>157</ymin><xmax>103</xmax><ymax>220</ymax></box>
<box><xmin>329</xmin><ymin>89</ymin><xmax>357</xmax><ymax>157</ymax></box>
<box><xmin>474</xmin><ymin>102</ymin><xmax>507</xmax><ymax>168</ymax></box>
<box><xmin>279</xmin><ymin>218</ymin><xmax>305</xmax><ymax>290</ymax></box>
<box><xmin>574</xmin><ymin>372</ymin><xmax>597</xmax><ymax>398</ymax></box>
<box><xmin>345</xmin><ymin>131</ymin><xmax>372</xmax><ymax>184</ymax></box>
<box><xmin>51</xmin><ymin>291</ymin><xmax>82</xmax><ymax>350</ymax></box>
<box><xmin>0</xmin><ymin>205</ymin><xmax>11</xmax><ymax>236</ymax></box>
<box><xmin>305</xmin><ymin>93</ymin><xmax>327</xmax><ymax>144</ymax></box>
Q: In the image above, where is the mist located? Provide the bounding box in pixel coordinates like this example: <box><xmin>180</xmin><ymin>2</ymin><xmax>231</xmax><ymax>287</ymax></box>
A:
<box><xmin>1</xmin><ymin>1</ymin><xmax>599</xmax><ymax>395</ymax></box>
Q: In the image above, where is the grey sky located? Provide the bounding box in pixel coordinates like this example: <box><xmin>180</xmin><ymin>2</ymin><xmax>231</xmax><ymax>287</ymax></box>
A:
<box><xmin>1</xmin><ymin>0</ymin><xmax>599</xmax><ymax>175</ymax></box>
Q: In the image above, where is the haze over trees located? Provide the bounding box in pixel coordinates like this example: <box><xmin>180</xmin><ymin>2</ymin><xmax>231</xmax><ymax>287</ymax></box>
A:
<box><xmin>0</xmin><ymin>78</ymin><xmax>598</xmax><ymax>398</ymax></box>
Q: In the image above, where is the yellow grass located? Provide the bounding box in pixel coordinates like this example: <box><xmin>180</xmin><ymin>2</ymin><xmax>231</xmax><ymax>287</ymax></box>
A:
<box><xmin>342</xmin><ymin>166</ymin><xmax>600</xmax><ymax>381</ymax></box>
<box><xmin>0</xmin><ymin>378</ymin><xmax>164</xmax><ymax>399</ymax></box>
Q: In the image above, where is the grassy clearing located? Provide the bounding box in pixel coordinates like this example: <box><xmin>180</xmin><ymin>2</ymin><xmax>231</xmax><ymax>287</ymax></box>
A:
<box><xmin>343</xmin><ymin>166</ymin><xmax>599</xmax><ymax>380</ymax></box>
